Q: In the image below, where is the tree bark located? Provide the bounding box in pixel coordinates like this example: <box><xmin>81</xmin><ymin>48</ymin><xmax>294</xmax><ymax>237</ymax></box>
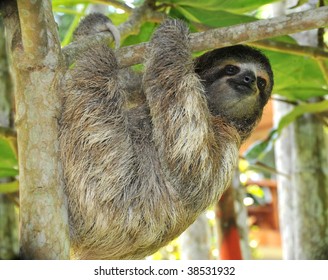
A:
<box><xmin>1</xmin><ymin>0</ymin><xmax>70</xmax><ymax>259</ymax></box>
<box><xmin>274</xmin><ymin>101</ymin><xmax>328</xmax><ymax>259</ymax></box>
<box><xmin>272</xmin><ymin>0</ymin><xmax>328</xmax><ymax>260</ymax></box>
<box><xmin>180</xmin><ymin>213</ymin><xmax>212</xmax><ymax>260</ymax></box>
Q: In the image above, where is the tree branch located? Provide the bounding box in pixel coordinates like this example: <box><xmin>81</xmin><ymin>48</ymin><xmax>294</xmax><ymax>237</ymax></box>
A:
<box><xmin>189</xmin><ymin>7</ymin><xmax>328</xmax><ymax>52</ymax></box>
<box><xmin>117</xmin><ymin>3</ymin><xmax>162</xmax><ymax>40</ymax></box>
<box><xmin>250</xmin><ymin>40</ymin><xmax>328</xmax><ymax>60</ymax></box>
<box><xmin>16</xmin><ymin>0</ymin><xmax>48</xmax><ymax>63</ymax></box>
<box><xmin>63</xmin><ymin>1</ymin><xmax>163</xmax><ymax>66</ymax></box>
<box><xmin>187</xmin><ymin>17</ymin><xmax>328</xmax><ymax>61</ymax></box>
<box><xmin>89</xmin><ymin>0</ymin><xmax>133</xmax><ymax>13</ymax></box>
<box><xmin>63</xmin><ymin>6</ymin><xmax>328</xmax><ymax>68</ymax></box>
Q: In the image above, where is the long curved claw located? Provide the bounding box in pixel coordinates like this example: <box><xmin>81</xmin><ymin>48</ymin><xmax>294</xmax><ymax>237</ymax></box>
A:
<box><xmin>106</xmin><ymin>21</ymin><xmax>121</xmax><ymax>49</ymax></box>
<box><xmin>73</xmin><ymin>13</ymin><xmax>121</xmax><ymax>49</ymax></box>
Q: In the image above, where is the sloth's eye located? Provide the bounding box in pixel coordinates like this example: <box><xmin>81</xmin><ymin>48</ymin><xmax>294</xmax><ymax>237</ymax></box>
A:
<box><xmin>257</xmin><ymin>77</ymin><xmax>267</xmax><ymax>91</ymax></box>
<box><xmin>224</xmin><ymin>65</ymin><xmax>240</xmax><ymax>75</ymax></box>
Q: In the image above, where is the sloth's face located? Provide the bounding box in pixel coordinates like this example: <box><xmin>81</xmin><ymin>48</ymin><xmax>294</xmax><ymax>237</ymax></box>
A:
<box><xmin>194</xmin><ymin>45</ymin><xmax>274</xmax><ymax>140</ymax></box>
<box><xmin>203</xmin><ymin>60</ymin><xmax>272</xmax><ymax>120</ymax></box>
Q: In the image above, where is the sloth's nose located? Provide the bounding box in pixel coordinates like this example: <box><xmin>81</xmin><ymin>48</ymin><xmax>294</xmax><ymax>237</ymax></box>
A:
<box><xmin>242</xmin><ymin>71</ymin><xmax>256</xmax><ymax>86</ymax></box>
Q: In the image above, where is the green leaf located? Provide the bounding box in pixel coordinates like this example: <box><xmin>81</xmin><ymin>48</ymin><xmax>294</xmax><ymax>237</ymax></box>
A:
<box><xmin>244</xmin><ymin>129</ymin><xmax>278</xmax><ymax>161</ymax></box>
<box><xmin>0</xmin><ymin>168</ymin><xmax>18</xmax><ymax>178</ymax></box>
<box><xmin>108</xmin><ymin>11</ymin><xmax>130</xmax><ymax>26</ymax></box>
<box><xmin>160</xmin><ymin>0</ymin><xmax>278</xmax><ymax>13</ymax></box>
<box><xmin>247</xmin><ymin>185</ymin><xmax>265</xmax><ymax>198</ymax></box>
<box><xmin>0</xmin><ymin>136</ymin><xmax>18</xmax><ymax>178</ymax></box>
<box><xmin>122</xmin><ymin>22</ymin><xmax>156</xmax><ymax>46</ymax></box>
<box><xmin>266</xmin><ymin>51</ymin><xmax>328</xmax><ymax>100</ymax></box>
<box><xmin>53</xmin><ymin>7</ymin><xmax>85</xmax><ymax>16</ymax></box>
<box><xmin>61</xmin><ymin>4</ymin><xmax>88</xmax><ymax>46</ymax></box>
<box><xmin>52</xmin><ymin>0</ymin><xmax>89</xmax><ymax>5</ymax></box>
<box><xmin>0</xmin><ymin>181</ymin><xmax>19</xmax><ymax>194</ymax></box>
<box><xmin>173</xmin><ymin>6</ymin><xmax>255</xmax><ymax>27</ymax></box>
<box><xmin>277</xmin><ymin>100</ymin><xmax>328</xmax><ymax>134</ymax></box>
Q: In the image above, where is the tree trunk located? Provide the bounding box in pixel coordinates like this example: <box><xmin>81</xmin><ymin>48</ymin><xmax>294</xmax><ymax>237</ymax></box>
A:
<box><xmin>272</xmin><ymin>0</ymin><xmax>328</xmax><ymax>260</ymax></box>
<box><xmin>180</xmin><ymin>213</ymin><xmax>212</xmax><ymax>260</ymax></box>
<box><xmin>1</xmin><ymin>0</ymin><xmax>70</xmax><ymax>259</ymax></box>
<box><xmin>274</xmin><ymin>101</ymin><xmax>328</xmax><ymax>259</ymax></box>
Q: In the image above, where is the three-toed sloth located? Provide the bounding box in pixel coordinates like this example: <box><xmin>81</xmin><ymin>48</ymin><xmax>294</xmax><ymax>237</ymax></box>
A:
<box><xmin>59</xmin><ymin>14</ymin><xmax>273</xmax><ymax>259</ymax></box>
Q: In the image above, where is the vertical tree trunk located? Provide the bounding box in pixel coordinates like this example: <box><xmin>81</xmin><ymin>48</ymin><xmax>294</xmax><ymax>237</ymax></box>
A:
<box><xmin>274</xmin><ymin>101</ymin><xmax>328</xmax><ymax>259</ymax></box>
<box><xmin>271</xmin><ymin>0</ymin><xmax>328</xmax><ymax>260</ymax></box>
<box><xmin>1</xmin><ymin>0</ymin><xmax>70</xmax><ymax>259</ymax></box>
<box><xmin>180</xmin><ymin>213</ymin><xmax>212</xmax><ymax>260</ymax></box>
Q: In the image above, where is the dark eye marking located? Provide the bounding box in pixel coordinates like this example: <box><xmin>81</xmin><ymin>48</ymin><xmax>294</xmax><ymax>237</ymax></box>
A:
<box><xmin>203</xmin><ymin>65</ymin><xmax>241</xmax><ymax>85</ymax></box>
<box><xmin>224</xmin><ymin>65</ymin><xmax>240</xmax><ymax>76</ymax></box>
<box><xmin>257</xmin><ymin>77</ymin><xmax>267</xmax><ymax>91</ymax></box>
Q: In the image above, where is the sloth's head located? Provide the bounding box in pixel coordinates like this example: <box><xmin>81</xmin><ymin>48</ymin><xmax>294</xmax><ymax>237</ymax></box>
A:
<box><xmin>195</xmin><ymin>45</ymin><xmax>274</xmax><ymax>140</ymax></box>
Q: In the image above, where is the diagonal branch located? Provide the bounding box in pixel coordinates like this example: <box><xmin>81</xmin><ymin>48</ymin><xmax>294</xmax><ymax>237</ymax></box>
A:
<box><xmin>62</xmin><ymin>6</ymin><xmax>328</xmax><ymax>68</ymax></box>
<box><xmin>190</xmin><ymin>18</ymin><xmax>328</xmax><ymax>61</ymax></box>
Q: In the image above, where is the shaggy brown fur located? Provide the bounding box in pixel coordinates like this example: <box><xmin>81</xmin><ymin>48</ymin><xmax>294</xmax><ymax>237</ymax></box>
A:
<box><xmin>59</xmin><ymin>17</ymin><xmax>273</xmax><ymax>259</ymax></box>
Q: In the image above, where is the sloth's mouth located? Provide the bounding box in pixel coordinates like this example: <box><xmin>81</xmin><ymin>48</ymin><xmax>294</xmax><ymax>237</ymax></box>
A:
<box><xmin>229</xmin><ymin>80</ymin><xmax>257</xmax><ymax>95</ymax></box>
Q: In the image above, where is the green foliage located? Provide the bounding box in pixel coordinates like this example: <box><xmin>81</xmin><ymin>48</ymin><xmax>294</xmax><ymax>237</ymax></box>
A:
<box><xmin>160</xmin><ymin>0</ymin><xmax>279</xmax><ymax>13</ymax></box>
<box><xmin>54</xmin><ymin>7</ymin><xmax>84</xmax><ymax>42</ymax></box>
<box><xmin>244</xmin><ymin>129</ymin><xmax>278</xmax><ymax>162</ymax></box>
<box><xmin>0</xmin><ymin>181</ymin><xmax>19</xmax><ymax>194</ymax></box>
<box><xmin>277</xmin><ymin>99</ymin><xmax>328</xmax><ymax>133</ymax></box>
<box><xmin>0</xmin><ymin>137</ymin><xmax>18</xmax><ymax>178</ymax></box>
<box><xmin>52</xmin><ymin>0</ymin><xmax>91</xmax><ymax>5</ymax></box>
<box><xmin>172</xmin><ymin>6</ymin><xmax>255</xmax><ymax>27</ymax></box>
<box><xmin>247</xmin><ymin>185</ymin><xmax>265</xmax><ymax>200</ymax></box>
<box><xmin>62</xmin><ymin>5</ymin><xmax>89</xmax><ymax>46</ymax></box>
<box><xmin>122</xmin><ymin>22</ymin><xmax>156</xmax><ymax>46</ymax></box>
<box><xmin>268</xmin><ymin>51</ymin><xmax>328</xmax><ymax>100</ymax></box>
<box><xmin>0</xmin><ymin>136</ymin><xmax>19</xmax><ymax>194</ymax></box>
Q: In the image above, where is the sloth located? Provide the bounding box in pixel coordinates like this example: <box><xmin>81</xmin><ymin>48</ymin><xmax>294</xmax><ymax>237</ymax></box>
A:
<box><xmin>59</xmin><ymin>14</ymin><xmax>274</xmax><ymax>259</ymax></box>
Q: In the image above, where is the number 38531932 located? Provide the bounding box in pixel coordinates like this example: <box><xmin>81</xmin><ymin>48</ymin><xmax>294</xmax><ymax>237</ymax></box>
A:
<box><xmin>187</xmin><ymin>266</ymin><xmax>235</xmax><ymax>276</ymax></box>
